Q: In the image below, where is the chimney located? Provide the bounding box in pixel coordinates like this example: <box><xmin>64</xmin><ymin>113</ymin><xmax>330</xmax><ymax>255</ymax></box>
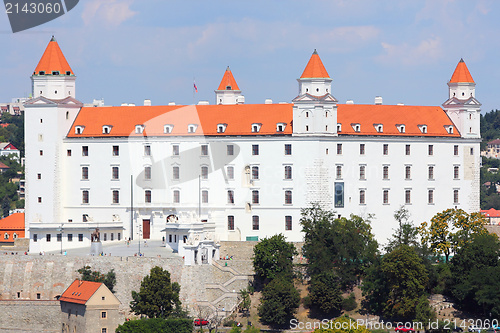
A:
<box><xmin>265</xmin><ymin>99</ymin><xmax>272</xmax><ymax>104</ymax></box>
<box><xmin>144</xmin><ymin>99</ymin><xmax>151</xmax><ymax>106</ymax></box>
<box><xmin>374</xmin><ymin>96</ymin><xmax>383</xmax><ymax>105</ymax></box>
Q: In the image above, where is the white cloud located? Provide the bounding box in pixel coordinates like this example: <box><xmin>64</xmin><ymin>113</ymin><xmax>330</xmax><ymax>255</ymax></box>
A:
<box><xmin>378</xmin><ymin>37</ymin><xmax>444</xmax><ymax>66</ymax></box>
<box><xmin>82</xmin><ymin>0</ymin><xmax>136</xmax><ymax>27</ymax></box>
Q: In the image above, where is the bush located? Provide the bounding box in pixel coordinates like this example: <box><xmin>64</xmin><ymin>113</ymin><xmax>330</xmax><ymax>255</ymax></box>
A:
<box><xmin>342</xmin><ymin>293</ymin><xmax>357</xmax><ymax>311</ymax></box>
<box><xmin>116</xmin><ymin>318</ymin><xmax>193</xmax><ymax>333</ymax></box>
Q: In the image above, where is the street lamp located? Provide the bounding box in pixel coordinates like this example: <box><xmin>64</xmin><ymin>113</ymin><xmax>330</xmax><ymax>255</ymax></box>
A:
<box><xmin>57</xmin><ymin>223</ymin><xmax>64</xmax><ymax>255</ymax></box>
<box><xmin>138</xmin><ymin>224</ymin><xmax>142</xmax><ymax>256</ymax></box>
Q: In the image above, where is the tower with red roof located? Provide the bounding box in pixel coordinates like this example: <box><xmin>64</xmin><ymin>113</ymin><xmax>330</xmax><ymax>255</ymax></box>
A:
<box><xmin>442</xmin><ymin>58</ymin><xmax>481</xmax><ymax>139</ymax></box>
<box><xmin>215</xmin><ymin>66</ymin><xmax>244</xmax><ymax>105</ymax></box>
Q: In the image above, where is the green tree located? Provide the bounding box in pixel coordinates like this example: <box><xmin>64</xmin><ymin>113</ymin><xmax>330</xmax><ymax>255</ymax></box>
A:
<box><xmin>2</xmin><ymin>195</ymin><xmax>10</xmax><ymax>218</ymax></box>
<box><xmin>362</xmin><ymin>245</ymin><xmax>432</xmax><ymax>321</ymax></box>
<box><xmin>307</xmin><ymin>271</ymin><xmax>342</xmax><ymax>316</ymax></box>
<box><xmin>386</xmin><ymin>206</ymin><xmax>419</xmax><ymax>252</ymax></box>
<box><xmin>257</xmin><ymin>278</ymin><xmax>300</xmax><ymax>328</ymax></box>
<box><xmin>301</xmin><ymin>204</ymin><xmax>378</xmax><ymax>290</ymax></box>
<box><xmin>115</xmin><ymin>317</ymin><xmax>192</xmax><ymax>333</ymax></box>
<box><xmin>418</xmin><ymin>208</ymin><xmax>487</xmax><ymax>262</ymax></box>
<box><xmin>312</xmin><ymin>316</ymin><xmax>370</xmax><ymax>333</ymax></box>
<box><xmin>130</xmin><ymin>266</ymin><xmax>182</xmax><ymax>319</ymax></box>
<box><xmin>253</xmin><ymin>234</ymin><xmax>297</xmax><ymax>282</ymax></box>
<box><xmin>77</xmin><ymin>266</ymin><xmax>116</xmax><ymax>293</ymax></box>
<box><xmin>239</xmin><ymin>288</ymin><xmax>251</xmax><ymax>316</ymax></box>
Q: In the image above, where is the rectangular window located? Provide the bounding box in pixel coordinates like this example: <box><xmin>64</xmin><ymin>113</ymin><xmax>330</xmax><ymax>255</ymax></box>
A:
<box><xmin>360</xmin><ymin>165</ymin><xmax>366</xmax><ymax>180</ymax></box>
<box><xmin>172</xmin><ymin>145</ymin><xmax>179</xmax><ymax>156</ymax></box>
<box><xmin>46</xmin><ymin>234</ymin><xmax>51</xmax><ymax>242</ymax></box>
<box><xmin>470</xmin><ymin>147</ymin><xmax>474</xmax><ymax>155</ymax></box>
<box><xmin>405</xmin><ymin>166</ymin><xmax>411</xmax><ymax>180</ymax></box>
<box><xmin>38</xmin><ymin>197</ymin><xmax>42</xmax><ymax>203</ymax></box>
<box><xmin>37</xmin><ymin>173</ymin><xmax>41</xmax><ymax>179</ymax></box>
<box><xmin>285</xmin><ymin>190</ymin><xmax>292</xmax><ymax>205</ymax></box>
<box><xmin>285</xmin><ymin>144</ymin><xmax>292</xmax><ymax>155</ymax></box>
<box><xmin>78</xmin><ymin>234</ymin><xmax>83</xmax><ymax>242</ymax></box>
<box><xmin>145</xmin><ymin>166</ymin><xmax>151</xmax><ymax>180</ymax></box>
<box><xmin>82</xmin><ymin>190</ymin><xmax>89</xmax><ymax>204</ymax></box>
<box><xmin>383</xmin><ymin>144</ymin><xmax>388</xmax><ymax>155</ymax></box>
<box><xmin>82</xmin><ymin>166</ymin><xmax>89</xmax><ymax>180</ymax></box>
<box><xmin>82</xmin><ymin>146</ymin><xmax>88</xmax><ymax>156</ymax></box>
<box><xmin>337</xmin><ymin>144</ymin><xmax>342</xmax><ymax>155</ymax></box>
<box><xmin>33</xmin><ymin>234</ymin><xmax>37</xmax><ymax>242</ymax></box>
<box><xmin>145</xmin><ymin>190</ymin><xmax>151</xmax><ymax>203</ymax></box>
<box><xmin>405</xmin><ymin>144</ymin><xmax>410</xmax><ymax>155</ymax></box>
<box><xmin>252</xmin><ymin>190</ymin><xmax>259</xmax><ymax>204</ymax></box>
<box><xmin>383</xmin><ymin>166</ymin><xmax>389</xmax><ymax>180</ymax></box>
<box><xmin>454</xmin><ymin>166</ymin><xmax>459</xmax><ymax>179</ymax></box>
<box><xmin>144</xmin><ymin>145</ymin><xmax>151</xmax><ymax>156</ymax></box>
<box><xmin>173</xmin><ymin>166</ymin><xmax>180</xmax><ymax>180</ymax></box>
<box><xmin>112</xmin><ymin>190</ymin><xmax>119</xmax><ymax>204</ymax></box>
<box><xmin>454</xmin><ymin>189</ymin><xmax>459</xmax><ymax>204</ymax></box>
<box><xmin>83</xmin><ymin>214</ymin><xmax>88</xmax><ymax>222</ymax></box>
<box><xmin>102</xmin><ymin>328</ymin><xmax>107</xmax><ymax>333</ymax></box>
<box><xmin>67</xmin><ymin>149</ymin><xmax>72</xmax><ymax>156</ymax></box>
<box><xmin>284</xmin><ymin>166</ymin><xmax>292</xmax><ymax>180</ymax></box>
<box><xmin>334</xmin><ymin>182</ymin><xmax>344</xmax><ymax>208</ymax></box>
<box><xmin>405</xmin><ymin>189</ymin><xmax>411</xmax><ymax>204</ymax></box>
<box><xmin>40</xmin><ymin>150</ymin><xmax>43</xmax><ymax>156</ymax></box>
<box><xmin>251</xmin><ymin>166</ymin><xmax>259</xmax><ymax>180</ymax></box>
<box><xmin>227</xmin><ymin>166</ymin><xmax>234</xmax><ymax>180</ymax></box>
<box><xmin>359</xmin><ymin>189</ymin><xmax>366</xmax><ymax>204</ymax></box>
<box><xmin>173</xmin><ymin>190</ymin><xmax>180</xmax><ymax>203</ymax></box>
<box><xmin>383</xmin><ymin>190</ymin><xmax>389</xmax><ymax>204</ymax></box>
<box><xmin>227</xmin><ymin>145</ymin><xmax>234</xmax><ymax>156</ymax></box>
<box><xmin>201</xmin><ymin>145</ymin><xmax>208</xmax><ymax>156</ymax></box>
<box><xmin>454</xmin><ymin>145</ymin><xmax>459</xmax><ymax>156</ymax></box>
<box><xmin>201</xmin><ymin>166</ymin><xmax>208</xmax><ymax>179</ymax></box>
<box><xmin>428</xmin><ymin>166</ymin><xmax>434</xmax><ymax>180</ymax></box>
<box><xmin>228</xmin><ymin>216</ymin><xmax>235</xmax><ymax>230</ymax></box>
<box><xmin>118</xmin><ymin>233</ymin><xmax>121</xmax><ymax>241</ymax></box>
<box><xmin>428</xmin><ymin>189</ymin><xmax>434</xmax><ymax>204</ymax></box>
<box><xmin>202</xmin><ymin>190</ymin><xmax>208</xmax><ymax>203</ymax></box>
<box><xmin>252</xmin><ymin>144</ymin><xmax>259</xmax><ymax>156</ymax></box>
<box><xmin>227</xmin><ymin>190</ymin><xmax>234</xmax><ymax>204</ymax></box>
<box><xmin>252</xmin><ymin>216</ymin><xmax>259</xmax><ymax>230</ymax></box>
<box><xmin>112</xmin><ymin>166</ymin><xmax>119</xmax><ymax>180</ymax></box>
<box><xmin>360</xmin><ymin>144</ymin><xmax>365</xmax><ymax>155</ymax></box>
<box><xmin>67</xmin><ymin>234</ymin><xmax>73</xmax><ymax>242</ymax></box>
<box><xmin>101</xmin><ymin>311</ymin><xmax>107</xmax><ymax>319</ymax></box>
<box><xmin>112</xmin><ymin>146</ymin><xmax>119</xmax><ymax>156</ymax></box>
<box><xmin>57</xmin><ymin>233</ymin><xmax>62</xmax><ymax>242</ymax></box>
<box><xmin>336</xmin><ymin>165</ymin><xmax>342</xmax><ymax>179</ymax></box>
<box><xmin>428</xmin><ymin>145</ymin><xmax>434</xmax><ymax>156</ymax></box>
<box><xmin>285</xmin><ymin>216</ymin><xmax>292</xmax><ymax>231</ymax></box>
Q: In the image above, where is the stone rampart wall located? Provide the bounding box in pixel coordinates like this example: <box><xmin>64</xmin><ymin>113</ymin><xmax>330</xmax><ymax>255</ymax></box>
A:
<box><xmin>0</xmin><ymin>300</ymin><xmax>60</xmax><ymax>332</ymax></box>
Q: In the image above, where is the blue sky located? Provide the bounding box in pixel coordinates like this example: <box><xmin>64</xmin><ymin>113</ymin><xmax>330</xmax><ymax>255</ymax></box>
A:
<box><xmin>1</xmin><ymin>0</ymin><xmax>499</xmax><ymax>113</ymax></box>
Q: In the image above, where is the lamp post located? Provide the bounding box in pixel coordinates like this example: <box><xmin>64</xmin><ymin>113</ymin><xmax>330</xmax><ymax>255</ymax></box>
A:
<box><xmin>138</xmin><ymin>224</ymin><xmax>142</xmax><ymax>256</ymax></box>
<box><xmin>57</xmin><ymin>223</ymin><xmax>63</xmax><ymax>255</ymax></box>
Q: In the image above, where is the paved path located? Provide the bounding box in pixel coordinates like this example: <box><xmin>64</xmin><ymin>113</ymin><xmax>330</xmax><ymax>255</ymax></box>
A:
<box><xmin>43</xmin><ymin>240</ymin><xmax>180</xmax><ymax>258</ymax></box>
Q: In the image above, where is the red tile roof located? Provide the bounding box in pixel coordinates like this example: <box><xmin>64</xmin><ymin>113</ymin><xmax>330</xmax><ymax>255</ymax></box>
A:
<box><xmin>488</xmin><ymin>139</ymin><xmax>500</xmax><ymax>145</ymax></box>
<box><xmin>0</xmin><ymin>213</ymin><xmax>24</xmax><ymax>230</ymax></box>
<box><xmin>217</xmin><ymin>67</ymin><xmax>240</xmax><ymax>91</ymax></box>
<box><xmin>300</xmin><ymin>50</ymin><xmax>330</xmax><ymax>79</ymax></box>
<box><xmin>59</xmin><ymin>280</ymin><xmax>102</xmax><ymax>305</ymax></box>
<box><xmin>481</xmin><ymin>208</ymin><xmax>500</xmax><ymax>218</ymax></box>
<box><xmin>34</xmin><ymin>36</ymin><xmax>74</xmax><ymax>76</ymax></box>
<box><xmin>450</xmin><ymin>59</ymin><xmax>474</xmax><ymax>83</ymax></box>
<box><xmin>68</xmin><ymin>103</ymin><xmax>459</xmax><ymax>138</ymax></box>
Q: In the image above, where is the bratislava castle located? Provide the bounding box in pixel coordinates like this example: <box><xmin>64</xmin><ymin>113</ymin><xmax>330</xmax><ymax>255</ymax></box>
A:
<box><xmin>24</xmin><ymin>37</ymin><xmax>481</xmax><ymax>256</ymax></box>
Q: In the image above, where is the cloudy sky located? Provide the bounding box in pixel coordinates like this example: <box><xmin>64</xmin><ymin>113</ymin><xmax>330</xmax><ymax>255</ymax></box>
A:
<box><xmin>1</xmin><ymin>0</ymin><xmax>499</xmax><ymax>113</ymax></box>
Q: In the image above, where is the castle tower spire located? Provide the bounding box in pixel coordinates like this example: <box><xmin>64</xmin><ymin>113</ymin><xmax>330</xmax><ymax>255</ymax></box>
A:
<box><xmin>214</xmin><ymin>66</ymin><xmax>243</xmax><ymax>105</ymax></box>
<box><xmin>442</xmin><ymin>58</ymin><xmax>480</xmax><ymax>138</ymax></box>
<box><xmin>31</xmin><ymin>36</ymin><xmax>76</xmax><ymax>99</ymax></box>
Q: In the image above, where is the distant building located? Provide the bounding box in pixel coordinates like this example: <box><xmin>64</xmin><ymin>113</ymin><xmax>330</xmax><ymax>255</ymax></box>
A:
<box><xmin>59</xmin><ymin>279</ymin><xmax>121</xmax><ymax>333</ymax></box>
<box><xmin>0</xmin><ymin>142</ymin><xmax>20</xmax><ymax>161</ymax></box>
<box><xmin>0</xmin><ymin>213</ymin><xmax>25</xmax><ymax>244</ymax></box>
<box><xmin>482</xmin><ymin>139</ymin><xmax>500</xmax><ymax>158</ymax></box>
<box><xmin>481</xmin><ymin>208</ymin><xmax>500</xmax><ymax>225</ymax></box>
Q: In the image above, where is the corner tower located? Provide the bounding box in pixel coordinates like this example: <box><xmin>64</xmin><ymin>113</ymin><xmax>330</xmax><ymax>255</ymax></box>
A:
<box><xmin>31</xmin><ymin>36</ymin><xmax>76</xmax><ymax>99</ymax></box>
<box><xmin>442</xmin><ymin>59</ymin><xmax>481</xmax><ymax>138</ymax></box>
<box><xmin>215</xmin><ymin>66</ymin><xmax>244</xmax><ymax>105</ymax></box>
<box><xmin>292</xmin><ymin>50</ymin><xmax>338</xmax><ymax>135</ymax></box>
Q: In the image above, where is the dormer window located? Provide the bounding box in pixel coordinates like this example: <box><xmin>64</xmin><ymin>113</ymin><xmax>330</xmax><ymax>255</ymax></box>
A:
<box><xmin>351</xmin><ymin>123</ymin><xmax>361</xmax><ymax>132</ymax></box>
<box><xmin>337</xmin><ymin>123</ymin><xmax>342</xmax><ymax>132</ymax></box>
<box><xmin>39</xmin><ymin>71</ymin><xmax>45</xmax><ymax>75</ymax></box>
<box><xmin>252</xmin><ymin>123</ymin><xmax>262</xmax><ymax>133</ymax></box>
<box><xmin>276</xmin><ymin>123</ymin><xmax>286</xmax><ymax>132</ymax></box>
<box><xmin>188</xmin><ymin>124</ymin><xmax>198</xmax><ymax>133</ymax></box>
<box><xmin>418</xmin><ymin>125</ymin><xmax>428</xmax><ymax>134</ymax></box>
<box><xmin>217</xmin><ymin>123</ymin><xmax>227</xmax><ymax>133</ymax></box>
<box><xmin>102</xmin><ymin>125</ymin><xmax>112</xmax><ymax>134</ymax></box>
<box><xmin>226</xmin><ymin>86</ymin><xmax>232</xmax><ymax>90</ymax></box>
<box><xmin>446</xmin><ymin>126</ymin><xmax>454</xmax><ymax>134</ymax></box>
<box><xmin>52</xmin><ymin>71</ymin><xmax>59</xmax><ymax>75</ymax></box>
<box><xmin>396</xmin><ymin>124</ymin><xmax>405</xmax><ymax>133</ymax></box>
<box><xmin>164</xmin><ymin>124</ymin><xmax>174</xmax><ymax>134</ymax></box>
<box><xmin>135</xmin><ymin>125</ymin><xmax>145</xmax><ymax>134</ymax></box>
<box><xmin>75</xmin><ymin>126</ymin><xmax>85</xmax><ymax>135</ymax></box>
<box><xmin>374</xmin><ymin>124</ymin><xmax>383</xmax><ymax>133</ymax></box>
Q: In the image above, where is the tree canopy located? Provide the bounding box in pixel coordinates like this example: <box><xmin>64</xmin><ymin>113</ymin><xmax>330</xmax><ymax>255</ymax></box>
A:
<box><xmin>257</xmin><ymin>277</ymin><xmax>300</xmax><ymax>327</ymax></box>
<box><xmin>77</xmin><ymin>266</ymin><xmax>116</xmax><ymax>293</ymax></box>
<box><xmin>130</xmin><ymin>266</ymin><xmax>182</xmax><ymax>319</ymax></box>
<box><xmin>253</xmin><ymin>233</ymin><xmax>297</xmax><ymax>282</ymax></box>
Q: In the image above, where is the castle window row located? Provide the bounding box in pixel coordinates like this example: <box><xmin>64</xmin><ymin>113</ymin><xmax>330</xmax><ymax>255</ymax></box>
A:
<box><xmin>359</xmin><ymin>188</ymin><xmax>460</xmax><ymax>206</ymax></box>
<box><xmin>227</xmin><ymin>215</ymin><xmax>293</xmax><ymax>231</ymax></box>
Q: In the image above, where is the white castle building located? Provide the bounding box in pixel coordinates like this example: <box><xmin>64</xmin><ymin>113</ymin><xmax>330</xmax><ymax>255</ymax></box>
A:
<box><xmin>24</xmin><ymin>38</ymin><xmax>481</xmax><ymax>258</ymax></box>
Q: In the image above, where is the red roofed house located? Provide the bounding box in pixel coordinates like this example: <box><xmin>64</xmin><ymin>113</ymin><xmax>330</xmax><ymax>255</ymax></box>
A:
<box><xmin>483</xmin><ymin>139</ymin><xmax>500</xmax><ymax>158</ymax></box>
<box><xmin>59</xmin><ymin>279</ymin><xmax>121</xmax><ymax>333</ymax></box>
<box><xmin>24</xmin><ymin>38</ymin><xmax>482</xmax><ymax>257</ymax></box>
<box><xmin>481</xmin><ymin>208</ymin><xmax>500</xmax><ymax>225</ymax></box>
<box><xmin>0</xmin><ymin>213</ymin><xmax>24</xmax><ymax>244</ymax></box>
